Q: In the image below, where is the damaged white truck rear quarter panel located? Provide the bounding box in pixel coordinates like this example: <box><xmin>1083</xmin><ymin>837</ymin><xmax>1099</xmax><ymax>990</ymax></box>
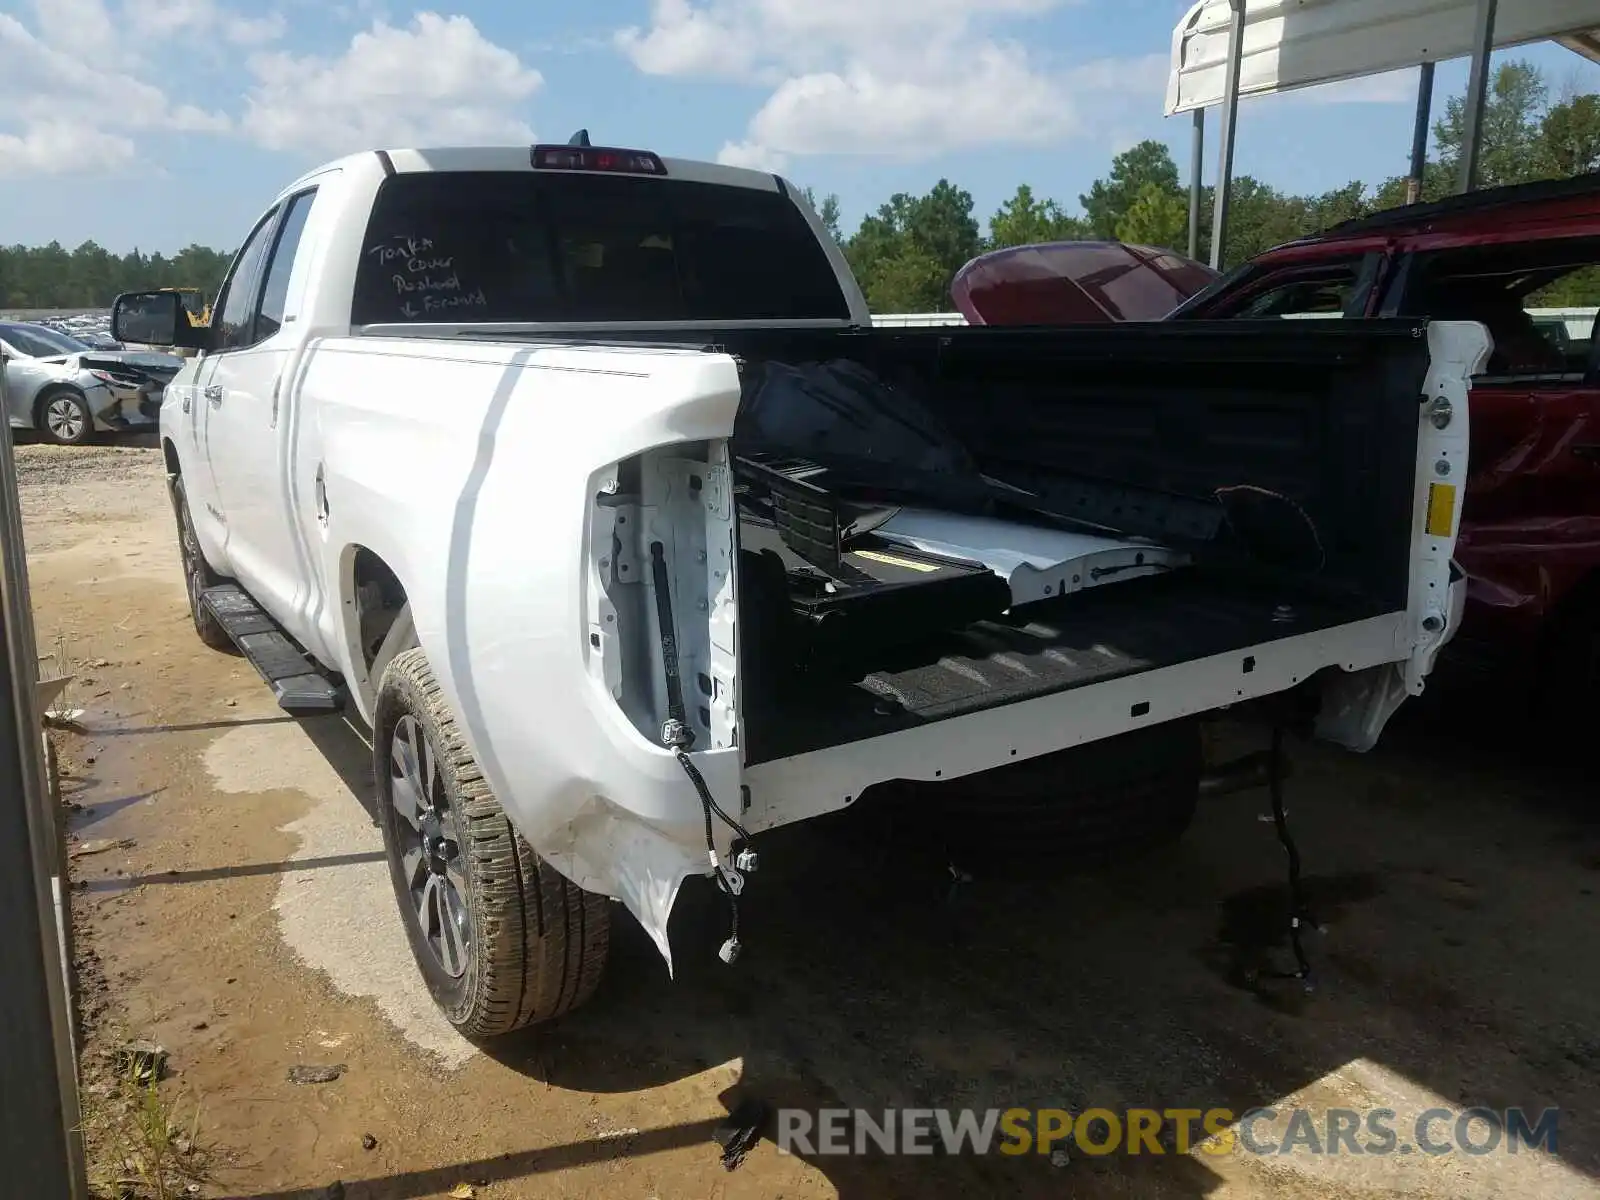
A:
<box><xmin>422</xmin><ymin>343</ymin><xmax>745</xmax><ymax>970</ymax></box>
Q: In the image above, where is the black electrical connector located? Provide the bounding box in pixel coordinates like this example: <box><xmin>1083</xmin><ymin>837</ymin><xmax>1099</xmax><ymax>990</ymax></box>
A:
<box><xmin>649</xmin><ymin>541</ymin><xmax>753</xmax><ymax>964</ymax></box>
<box><xmin>1262</xmin><ymin>725</ymin><xmax>1317</xmax><ymax>988</ymax></box>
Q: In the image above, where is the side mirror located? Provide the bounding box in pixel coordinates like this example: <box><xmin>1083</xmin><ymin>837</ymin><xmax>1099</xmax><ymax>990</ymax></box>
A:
<box><xmin>111</xmin><ymin>291</ymin><xmax>209</xmax><ymax>350</ymax></box>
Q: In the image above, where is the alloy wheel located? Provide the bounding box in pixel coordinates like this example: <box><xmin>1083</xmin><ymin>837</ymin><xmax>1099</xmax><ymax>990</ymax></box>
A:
<box><xmin>389</xmin><ymin>714</ymin><xmax>471</xmax><ymax>978</ymax></box>
<box><xmin>45</xmin><ymin>396</ymin><xmax>86</xmax><ymax>442</ymax></box>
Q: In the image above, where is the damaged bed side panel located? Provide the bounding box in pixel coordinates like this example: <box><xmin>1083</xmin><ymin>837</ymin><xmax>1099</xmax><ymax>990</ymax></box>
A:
<box><xmin>1315</xmin><ymin>319</ymin><xmax>1487</xmax><ymax>750</ymax></box>
<box><xmin>401</xmin><ymin>346</ymin><xmax>747</xmax><ymax>971</ymax></box>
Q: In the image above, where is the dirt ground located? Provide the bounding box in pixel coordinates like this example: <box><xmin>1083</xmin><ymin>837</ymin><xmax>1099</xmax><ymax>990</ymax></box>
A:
<box><xmin>17</xmin><ymin>437</ymin><xmax>1600</xmax><ymax>1199</ymax></box>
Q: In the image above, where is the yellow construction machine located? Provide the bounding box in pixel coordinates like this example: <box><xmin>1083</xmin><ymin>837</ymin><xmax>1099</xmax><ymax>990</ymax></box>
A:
<box><xmin>160</xmin><ymin>287</ymin><xmax>211</xmax><ymax>327</ymax></box>
<box><xmin>149</xmin><ymin>287</ymin><xmax>210</xmax><ymax>356</ymax></box>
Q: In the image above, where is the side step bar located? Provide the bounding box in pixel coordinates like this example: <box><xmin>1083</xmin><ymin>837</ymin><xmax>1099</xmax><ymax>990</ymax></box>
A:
<box><xmin>200</xmin><ymin>584</ymin><xmax>344</xmax><ymax>716</ymax></box>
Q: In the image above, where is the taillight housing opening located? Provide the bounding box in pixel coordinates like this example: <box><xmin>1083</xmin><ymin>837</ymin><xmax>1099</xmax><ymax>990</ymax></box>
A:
<box><xmin>530</xmin><ymin>145</ymin><xmax>668</xmax><ymax>176</ymax></box>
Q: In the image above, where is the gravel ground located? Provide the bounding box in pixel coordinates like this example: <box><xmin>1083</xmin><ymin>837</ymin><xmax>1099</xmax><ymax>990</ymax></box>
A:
<box><xmin>15</xmin><ymin>433</ymin><xmax>161</xmax><ymax>487</ymax></box>
<box><xmin>18</xmin><ymin>435</ymin><xmax>1600</xmax><ymax>1200</ymax></box>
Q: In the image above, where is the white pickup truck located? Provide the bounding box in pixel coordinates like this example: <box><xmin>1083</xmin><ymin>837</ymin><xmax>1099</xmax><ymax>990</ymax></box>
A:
<box><xmin>113</xmin><ymin>139</ymin><xmax>1479</xmax><ymax>1038</ymax></box>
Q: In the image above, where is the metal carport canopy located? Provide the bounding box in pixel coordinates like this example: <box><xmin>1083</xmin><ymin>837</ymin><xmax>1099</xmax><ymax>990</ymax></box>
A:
<box><xmin>1166</xmin><ymin>0</ymin><xmax>1600</xmax><ymax>115</ymax></box>
<box><xmin>1166</xmin><ymin>0</ymin><xmax>1600</xmax><ymax>268</ymax></box>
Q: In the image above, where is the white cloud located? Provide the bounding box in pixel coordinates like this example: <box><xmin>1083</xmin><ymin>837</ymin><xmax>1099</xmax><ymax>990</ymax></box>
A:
<box><xmin>616</xmin><ymin>0</ymin><xmax>756</xmax><ymax>79</ymax></box>
<box><xmin>618</xmin><ymin>0</ymin><xmax>1065</xmax><ymax>81</ymax></box>
<box><xmin>0</xmin><ymin>4</ymin><xmax>234</xmax><ymax>177</ymax></box>
<box><xmin>240</xmin><ymin>13</ymin><xmax>544</xmax><ymax>154</ymax></box>
<box><xmin>0</xmin><ymin>123</ymin><xmax>138</xmax><ymax>178</ymax></box>
<box><xmin>717</xmin><ymin>139</ymin><xmax>788</xmax><ymax>172</ymax></box>
<box><xmin>0</xmin><ymin>3</ymin><xmax>544</xmax><ymax>178</ymax></box>
<box><xmin>35</xmin><ymin>0</ymin><xmax>119</xmax><ymax>59</ymax></box>
<box><xmin>125</xmin><ymin>0</ymin><xmax>287</xmax><ymax>46</ymax></box>
<box><xmin>615</xmin><ymin>0</ymin><xmax>1165</xmax><ymax>165</ymax></box>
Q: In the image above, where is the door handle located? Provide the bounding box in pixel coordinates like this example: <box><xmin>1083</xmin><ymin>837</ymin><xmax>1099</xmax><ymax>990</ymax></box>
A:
<box><xmin>314</xmin><ymin>463</ymin><xmax>330</xmax><ymax>524</ymax></box>
<box><xmin>203</xmin><ymin>384</ymin><xmax>223</xmax><ymax>406</ymax></box>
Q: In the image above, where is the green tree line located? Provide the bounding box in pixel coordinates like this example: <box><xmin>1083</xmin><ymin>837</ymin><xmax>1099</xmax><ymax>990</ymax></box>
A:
<box><xmin>0</xmin><ymin>242</ymin><xmax>232</xmax><ymax>311</ymax></box>
<box><xmin>825</xmin><ymin>59</ymin><xmax>1600</xmax><ymax>312</ymax></box>
<box><xmin>3</xmin><ymin>60</ymin><xmax>1598</xmax><ymax>314</ymax></box>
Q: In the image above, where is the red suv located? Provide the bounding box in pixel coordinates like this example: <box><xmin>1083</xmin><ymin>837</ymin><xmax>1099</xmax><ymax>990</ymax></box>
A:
<box><xmin>952</xmin><ymin>176</ymin><xmax>1600</xmax><ymax>701</ymax></box>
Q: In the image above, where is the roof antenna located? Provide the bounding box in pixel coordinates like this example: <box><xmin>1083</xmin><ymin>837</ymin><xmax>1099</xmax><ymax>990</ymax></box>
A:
<box><xmin>567</xmin><ymin>129</ymin><xmax>591</xmax><ymax>147</ymax></box>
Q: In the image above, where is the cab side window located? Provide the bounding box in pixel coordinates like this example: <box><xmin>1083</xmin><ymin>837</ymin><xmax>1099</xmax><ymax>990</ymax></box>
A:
<box><xmin>213</xmin><ymin>208</ymin><xmax>280</xmax><ymax>352</ymax></box>
<box><xmin>256</xmin><ymin>189</ymin><xmax>318</xmax><ymax>341</ymax></box>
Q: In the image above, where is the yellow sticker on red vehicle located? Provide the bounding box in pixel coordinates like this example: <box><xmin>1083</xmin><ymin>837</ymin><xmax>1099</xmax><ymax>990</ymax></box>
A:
<box><xmin>1426</xmin><ymin>483</ymin><xmax>1457</xmax><ymax>538</ymax></box>
<box><xmin>852</xmin><ymin>549</ymin><xmax>939</xmax><ymax>573</ymax></box>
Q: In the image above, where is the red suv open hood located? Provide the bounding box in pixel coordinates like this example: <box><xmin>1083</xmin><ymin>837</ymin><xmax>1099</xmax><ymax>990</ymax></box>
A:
<box><xmin>950</xmin><ymin>241</ymin><xmax>1221</xmax><ymax>325</ymax></box>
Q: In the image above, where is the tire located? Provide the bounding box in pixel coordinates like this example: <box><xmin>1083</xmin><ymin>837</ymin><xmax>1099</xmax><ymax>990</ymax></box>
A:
<box><xmin>373</xmin><ymin>648</ymin><xmax>610</xmax><ymax>1037</ymax></box>
<box><xmin>169</xmin><ymin>475</ymin><xmax>235</xmax><ymax>653</ymax></box>
<box><xmin>35</xmin><ymin>387</ymin><xmax>94</xmax><ymax>446</ymax></box>
<box><xmin>925</xmin><ymin>718</ymin><xmax>1203</xmax><ymax>872</ymax></box>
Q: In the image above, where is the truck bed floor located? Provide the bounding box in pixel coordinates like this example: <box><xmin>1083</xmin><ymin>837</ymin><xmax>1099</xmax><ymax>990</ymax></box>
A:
<box><xmin>742</xmin><ymin>573</ymin><xmax>1374</xmax><ymax>764</ymax></box>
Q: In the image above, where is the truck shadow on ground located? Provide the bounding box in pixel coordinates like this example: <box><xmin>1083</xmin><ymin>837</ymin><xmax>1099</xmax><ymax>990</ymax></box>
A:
<box><xmin>454</xmin><ymin>701</ymin><xmax>1598</xmax><ymax>1198</ymax></box>
<box><xmin>241</xmin><ymin>689</ymin><xmax>1597</xmax><ymax>1200</ymax></box>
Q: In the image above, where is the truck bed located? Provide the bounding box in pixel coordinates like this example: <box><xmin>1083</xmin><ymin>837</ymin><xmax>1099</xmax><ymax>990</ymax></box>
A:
<box><xmin>743</xmin><ymin>569</ymin><xmax>1367</xmax><ymax>763</ymax></box>
<box><xmin>404</xmin><ymin>318</ymin><xmax>1444</xmax><ymax>770</ymax></box>
<box><xmin>708</xmin><ymin>320</ymin><xmax>1431</xmax><ymax>763</ymax></box>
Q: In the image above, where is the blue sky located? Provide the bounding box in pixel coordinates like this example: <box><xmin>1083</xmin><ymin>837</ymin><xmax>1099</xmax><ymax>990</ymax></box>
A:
<box><xmin>2</xmin><ymin>0</ymin><xmax>1597</xmax><ymax>254</ymax></box>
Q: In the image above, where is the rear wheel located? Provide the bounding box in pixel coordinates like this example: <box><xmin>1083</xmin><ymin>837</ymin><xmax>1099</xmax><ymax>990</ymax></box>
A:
<box><xmin>36</xmin><ymin>388</ymin><xmax>94</xmax><ymax>447</ymax></box>
<box><xmin>169</xmin><ymin>475</ymin><xmax>234</xmax><ymax>653</ymax></box>
<box><xmin>374</xmin><ymin>648</ymin><xmax>610</xmax><ymax>1037</ymax></box>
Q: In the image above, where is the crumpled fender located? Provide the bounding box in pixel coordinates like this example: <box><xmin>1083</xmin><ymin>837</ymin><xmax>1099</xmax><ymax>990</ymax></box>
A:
<box><xmin>416</xmin><ymin>346</ymin><xmax>744</xmax><ymax>972</ymax></box>
<box><xmin>308</xmin><ymin>339</ymin><xmax>747</xmax><ymax>971</ymax></box>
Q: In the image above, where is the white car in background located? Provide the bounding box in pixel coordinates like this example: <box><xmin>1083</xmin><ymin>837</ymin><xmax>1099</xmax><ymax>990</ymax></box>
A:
<box><xmin>0</xmin><ymin>320</ymin><xmax>184</xmax><ymax>445</ymax></box>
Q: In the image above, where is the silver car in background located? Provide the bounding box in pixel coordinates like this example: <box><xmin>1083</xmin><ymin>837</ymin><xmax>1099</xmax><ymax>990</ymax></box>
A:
<box><xmin>0</xmin><ymin>320</ymin><xmax>184</xmax><ymax>445</ymax></box>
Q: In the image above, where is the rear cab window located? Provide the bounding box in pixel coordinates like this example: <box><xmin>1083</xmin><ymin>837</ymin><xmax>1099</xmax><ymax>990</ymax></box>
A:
<box><xmin>352</xmin><ymin>171</ymin><xmax>850</xmax><ymax>325</ymax></box>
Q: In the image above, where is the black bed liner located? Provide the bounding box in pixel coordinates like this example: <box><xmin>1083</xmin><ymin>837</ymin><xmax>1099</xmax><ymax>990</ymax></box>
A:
<box><xmin>742</xmin><ymin>572</ymin><xmax>1370</xmax><ymax>764</ymax></box>
<box><xmin>718</xmin><ymin>321</ymin><xmax>1431</xmax><ymax>764</ymax></box>
<box><xmin>539</xmin><ymin>319</ymin><xmax>1432</xmax><ymax>764</ymax></box>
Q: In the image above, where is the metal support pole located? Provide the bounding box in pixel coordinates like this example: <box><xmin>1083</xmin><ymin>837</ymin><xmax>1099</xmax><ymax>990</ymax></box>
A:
<box><xmin>1188</xmin><ymin>107</ymin><xmax>1206</xmax><ymax>260</ymax></box>
<box><xmin>1457</xmin><ymin>0</ymin><xmax>1498</xmax><ymax>194</ymax></box>
<box><xmin>0</xmin><ymin>350</ymin><xmax>89</xmax><ymax>1194</ymax></box>
<box><xmin>1209</xmin><ymin>0</ymin><xmax>1246</xmax><ymax>270</ymax></box>
<box><xmin>1407</xmin><ymin>62</ymin><xmax>1435</xmax><ymax>204</ymax></box>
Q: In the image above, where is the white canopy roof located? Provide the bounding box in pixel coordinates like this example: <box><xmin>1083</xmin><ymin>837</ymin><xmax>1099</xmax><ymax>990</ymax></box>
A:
<box><xmin>1166</xmin><ymin>0</ymin><xmax>1600</xmax><ymax>116</ymax></box>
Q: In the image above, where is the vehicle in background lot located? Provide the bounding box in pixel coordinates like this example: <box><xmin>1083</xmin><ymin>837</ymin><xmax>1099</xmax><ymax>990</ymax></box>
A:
<box><xmin>1529</xmin><ymin>313</ymin><xmax>1574</xmax><ymax>356</ymax></box>
<box><xmin>48</xmin><ymin>326</ymin><xmax>124</xmax><ymax>351</ymax></box>
<box><xmin>0</xmin><ymin>320</ymin><xmax>184</xmax><ymax>445</ymax></box>
<box><xmin>114</xmin><ymin>140</ymin><xmax>1473</xmax><ymax>1037</ymax></box>
<box><xmin>35</xmin><ymin>311</ymin><xmax>125</xmax><ymax>349</ymax></box>
<box><xmin>950</xmin><ymin>241</ymin><xmax>1219</xmax><ymax>325</ymax></box>
<box><xmin>954</xmin><ymin>174</ymin><xmax>1600</xmax><ymax>706</ymax></box>
<box><xmin>869</xmin><ymin>311</ymin><xmax>969</xmax><ymax>328</ymax></box>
